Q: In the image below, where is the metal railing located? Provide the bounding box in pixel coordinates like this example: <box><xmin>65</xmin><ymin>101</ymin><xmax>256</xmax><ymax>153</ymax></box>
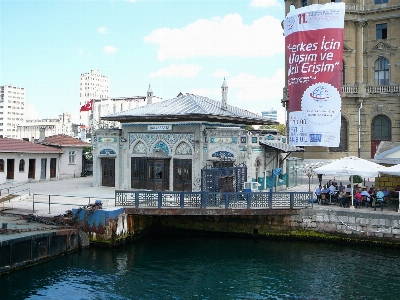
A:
<box><xmin>115</xmin><ymin>190</ymin><xmax>313</xmax><ymax>209</ymax></box>
<box><xmin>0</xmin><ymin>182</ymin><xmax>31</xmax><ymax>197</ymax></box>
<box><xmin>31</xmin><ymin>194</ymin><xmax>114</xmax><ymax>215</ymax></box>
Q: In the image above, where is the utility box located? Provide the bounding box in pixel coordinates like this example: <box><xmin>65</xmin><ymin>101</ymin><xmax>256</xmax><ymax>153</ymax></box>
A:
<box><xmin>244</xmin><ymin>182</ymin><xmax>259</xmax><ymax>192</ymax></box>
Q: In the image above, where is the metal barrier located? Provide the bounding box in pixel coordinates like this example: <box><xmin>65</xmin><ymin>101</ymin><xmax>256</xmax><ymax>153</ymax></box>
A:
<box><xmin>0</xmin><ymin>182</ymin><xmax>31</xmax><ymax>197</ymax></box>
<box><xmin>115</xmin><ymin>190</ymin><xmax>313</xmax><ymax>209</ymax></box>
<box><xmin>32</xmin><ymin>194</ymin><xmax>114</xmax><ymax>214</ymax></box>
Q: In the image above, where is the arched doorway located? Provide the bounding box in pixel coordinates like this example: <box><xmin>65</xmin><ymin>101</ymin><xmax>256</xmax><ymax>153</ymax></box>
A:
<box><xmin>371</xmin><ymin>115</ymin><xmax>391</xmax><ymax>158</ymax></box>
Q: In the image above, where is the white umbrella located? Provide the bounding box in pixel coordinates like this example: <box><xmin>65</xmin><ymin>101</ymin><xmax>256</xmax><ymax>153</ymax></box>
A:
<box><xmin>313</xmin><ymin>156</ymin><xmax>386</xmax><ymax>207</ymax></box>
<box><xmin>379</xmin><ymin>164</ymin><xmax>400</xmax><ymax>212</ymax></box>
<box><xmin>379</xmin><ymin>164</ymin><xmax>400</xmax><ymax>176</ymax></box>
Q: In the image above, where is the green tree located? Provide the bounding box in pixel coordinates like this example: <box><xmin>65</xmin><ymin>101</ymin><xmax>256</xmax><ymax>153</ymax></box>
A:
<box><xmin>83</xmin><ymin>146</ymin><xmax>93</xmax><ymax>162</ymax></box>
<box><xmin>259</xmin><ymin>124</ymin><xmax>286</xmax><ymax>135</ymax></box>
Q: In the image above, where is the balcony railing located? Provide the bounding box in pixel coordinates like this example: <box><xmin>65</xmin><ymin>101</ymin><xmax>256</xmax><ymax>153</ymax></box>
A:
<box><xmin>365</xmin><ymin>85</ymin><xmax>400</xmax><ymax>94</ymax></box>
<box><xmin>341</xmin><ymin>85</ymin><xmax>400</xmax><ymax>95</ymax></box>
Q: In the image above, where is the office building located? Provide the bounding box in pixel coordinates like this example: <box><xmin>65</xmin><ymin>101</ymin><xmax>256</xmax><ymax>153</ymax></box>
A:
<box><xmin>0</xmin><ymin>85</ymin><xmax>25</xmax><ymax>139</ymax></box>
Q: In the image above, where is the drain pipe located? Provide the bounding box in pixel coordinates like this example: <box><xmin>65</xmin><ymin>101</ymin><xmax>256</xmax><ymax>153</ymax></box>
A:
<box><xmin>358</xmin><ymin>100</ymin><xmax>363</xmax><ymax>158</ymax></box>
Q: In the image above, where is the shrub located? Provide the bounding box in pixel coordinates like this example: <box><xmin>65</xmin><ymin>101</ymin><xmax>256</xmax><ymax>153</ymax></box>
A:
<box><xmin>350</xmin><ymin>175</ymin><xmax>363</xmax><ymax>184</ymax></box>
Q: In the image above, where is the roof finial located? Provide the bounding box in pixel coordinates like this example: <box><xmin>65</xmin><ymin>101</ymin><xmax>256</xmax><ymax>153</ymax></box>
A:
<box><xmin>221</xmin><ymin>78</ymin><xmax>228</xmax><ymax>110</ymax></box>
<box><xmin>147</xmin><ymin>84</ymin><xmax>153</xmax><ymax>105</ymax></box>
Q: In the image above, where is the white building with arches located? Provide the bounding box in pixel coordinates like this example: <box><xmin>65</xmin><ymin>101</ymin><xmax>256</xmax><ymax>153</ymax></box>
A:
<box><xmin>92</xmin><ymin>80</ymin><xmax>302</xmax><ymax>191</ymax></box>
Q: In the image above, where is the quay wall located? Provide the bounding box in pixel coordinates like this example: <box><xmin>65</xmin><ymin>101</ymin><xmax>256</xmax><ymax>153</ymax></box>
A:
<box><xmin>0</xmin><ymin>228</ymin><xmax>80</xmax><ymax>275</ymax></box>
<box><xmin>132</xmin><ymin>209</ymin><xmax>400</xmax><ymax>246</ymax></box>
<box><xmin>74</xmin><ymin>208</ymin><xmax>400</xmax><ymax>247</ymax></box>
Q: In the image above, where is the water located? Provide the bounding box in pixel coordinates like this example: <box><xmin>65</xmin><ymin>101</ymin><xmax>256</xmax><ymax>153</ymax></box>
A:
<box><xmin>2</xmin><ymin>235</ymin><xmax>400</xmax><ymax>300</ymax></box>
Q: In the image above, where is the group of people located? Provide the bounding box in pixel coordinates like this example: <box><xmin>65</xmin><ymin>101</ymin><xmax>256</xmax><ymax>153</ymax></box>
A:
<box><xmin>315</xmin><ymin>180</ymin><xmax>388</xmax><ymax>211</ymax></box>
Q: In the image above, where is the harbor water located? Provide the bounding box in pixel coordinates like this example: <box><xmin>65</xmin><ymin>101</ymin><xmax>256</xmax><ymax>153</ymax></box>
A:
<box><xmin>1</xmin><ymin>235</ymin><xmax>400</xmax><ymax>300</ymax></box>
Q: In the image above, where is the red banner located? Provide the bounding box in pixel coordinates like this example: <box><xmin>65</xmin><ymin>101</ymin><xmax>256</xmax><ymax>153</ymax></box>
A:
<box><xmin>284</xmin><ymin>3</ymin><xmax>345</xmax><ymax>147</ymax></box>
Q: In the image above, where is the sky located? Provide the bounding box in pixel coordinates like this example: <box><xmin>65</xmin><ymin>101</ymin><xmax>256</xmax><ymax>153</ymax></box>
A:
<box><xmin>0</xmin><ymin>0</ymin><xmax>286</xmax><ymax>123</ymax></box>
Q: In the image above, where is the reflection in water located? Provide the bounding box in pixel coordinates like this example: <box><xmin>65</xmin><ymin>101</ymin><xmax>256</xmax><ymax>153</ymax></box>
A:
<box><xmin>2</xmin><ymin>235</ymin><xmax>400</xmax><ymax>300</ymax></box>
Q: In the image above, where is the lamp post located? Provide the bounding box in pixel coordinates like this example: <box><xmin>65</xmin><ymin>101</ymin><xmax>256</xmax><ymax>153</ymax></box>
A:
<box><xmin>304</xmin><ymin>164</ymin><xmax>315</xmax><ymax>192</ymax></box>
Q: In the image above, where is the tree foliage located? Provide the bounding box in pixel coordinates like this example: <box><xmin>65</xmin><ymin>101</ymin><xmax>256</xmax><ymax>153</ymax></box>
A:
<box><xmin>259</xmin><ymin>124</ymin><xmax>286</xmax><ymax>135</ymax></box>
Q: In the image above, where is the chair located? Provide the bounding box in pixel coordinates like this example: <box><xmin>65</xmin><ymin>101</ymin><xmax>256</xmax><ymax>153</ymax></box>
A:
<box><xmin>320</xmin><ymin>193</ymin><xmax>327</xmax><ymax>205</ymax></box>
<box><xmin>361</xmin><ymin>195</ymin><xmax>370</xmax><ymax>208</ymax></box>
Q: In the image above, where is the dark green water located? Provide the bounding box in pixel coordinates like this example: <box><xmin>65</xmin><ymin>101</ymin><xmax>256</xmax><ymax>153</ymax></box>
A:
<box><xmin>1</xmin><ymin>235</ymin><xmax>400</xmax><ymax>300</ymax></box>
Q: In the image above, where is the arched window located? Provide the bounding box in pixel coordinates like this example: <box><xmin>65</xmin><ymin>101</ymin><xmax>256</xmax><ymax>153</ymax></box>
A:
<box><xmin>374</xmin><ymin>57</ymin><xmax>389</xmax><ymax>85</ymax></box>
<box><xmin>372</xmin><ymin>115</ymin><xmax>391</xmax><ymax>141</ymax></box>
<box><xmin>329</xmin><ymin>116</ymin><xmax>348</xmax><ymax>152</ymax></box>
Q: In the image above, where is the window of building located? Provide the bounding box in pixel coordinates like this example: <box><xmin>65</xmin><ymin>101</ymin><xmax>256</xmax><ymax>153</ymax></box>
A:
<box><xmin>376</xmin><ymin>23</ymin><xmax>387</xmax><ymax>39</ymax></box>
<box><xmin>0</xmin><ymin>159</ymin><xmax>4</xmax><ymax>172</ymax></box>
<box><xmin>302</xmin><ymin>0</ymin><xmax>307</xmax><ymax>6</ymax></box>
<box><xmin>374</xmin><ymin>57</ymin><xmax>389</xmax><ymax>85</ymax></box>
<box><xmin>19</xmin><ymin>159</ymin><xmax>25</xmax><ymax>171</ymax></box>
<box><xmin>69</xmin><ymin>150</ymin><xmax>76</xmax><ymax>164</ymax></box>
<box><xmin>372</xmin><ymin>115</ymin><xmax>391</xmax><ymax>141</ymax></box>
<box><xmin>375</xmin><ymin>0</ymin><xmax>388</xmax><ymax>4</ymax></box>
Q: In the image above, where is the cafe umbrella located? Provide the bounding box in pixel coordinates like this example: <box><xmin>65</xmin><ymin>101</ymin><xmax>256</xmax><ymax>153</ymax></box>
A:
<box><xmin>313</xmin><ymin>156</ymin><xmax>386</xmax><ymax>207</ymax></box>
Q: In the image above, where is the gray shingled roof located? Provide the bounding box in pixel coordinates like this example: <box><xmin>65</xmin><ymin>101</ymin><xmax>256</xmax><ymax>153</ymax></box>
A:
<box><xmin>259</xmin><ymin>140</ymin><xmax>304</xmax><ymax>153</ymax></box>
<box><xmin>102</xmin><ymin>93</ymin><xmax>277</xmax><ymax>125</ymax></box>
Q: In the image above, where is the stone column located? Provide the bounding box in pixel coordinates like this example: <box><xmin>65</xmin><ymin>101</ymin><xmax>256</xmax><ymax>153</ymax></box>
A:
<box><xmin>355</xmin><ymin>21</ymin><xmax>367</xmax><ymax>85</ymax></box>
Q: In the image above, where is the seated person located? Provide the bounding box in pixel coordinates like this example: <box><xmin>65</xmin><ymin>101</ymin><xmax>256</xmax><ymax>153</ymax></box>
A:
<box><xmin>329</xmin><ymin>183</ymin><xmax>336</xmax><ymax>195</ymax></box>
<box><xmin>382</xmin><ymin>187</ymin><xmax>389</xmax><ymax>200</ymax></box>
<box><xmin>375</xmin><ymin>188</ymin><xmax>385</xmax><ymax>211</ymax></box>
<box><xmin>338</xmin><ymin>182</ymin><xmax>344</xmax><ymax>193</ymax></box>
<box><xmin>315</xmin><ymin>185</ymin><xmax>322</xmax><ymax>202</ymax></box>
<box><xmin>320</xmin><ymin>185</ymin><xmax>330</xmax><ymax>204</ymax></box>
<box><xmin>338</xmin><ymin>187</ymin><xmax>348</xmax><ymax>207</ymax></box>
<box><xmin>354</xmin><ymin>189</ymin><xmax>362</xmax><ymax>208</ymax></box>
<box><xmin>360</xmin><ymin>187</ymin><xmax>371</xmax><ymax>205</ymax></box>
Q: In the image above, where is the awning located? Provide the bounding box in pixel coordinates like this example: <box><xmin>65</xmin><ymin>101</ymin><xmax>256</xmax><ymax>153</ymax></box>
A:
<box><xmin>259</xmin><ymin>140</ymin><xmax>304</xmax><ymax>153</ymax></box>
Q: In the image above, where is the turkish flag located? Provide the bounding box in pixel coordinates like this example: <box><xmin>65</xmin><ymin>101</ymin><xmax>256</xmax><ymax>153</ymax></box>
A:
<box><xmin>80</xmin><ymin>99</ymin><xmax>93</xmax><ymax>112</ymax></box>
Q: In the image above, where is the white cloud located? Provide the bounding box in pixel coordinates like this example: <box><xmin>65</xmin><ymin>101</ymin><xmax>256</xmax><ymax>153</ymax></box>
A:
<box><xmin>212</xmin><ymin>68</ymin><xmax>230</xmax><ymax>78</ymax></box>
<box><xmin>104</xmin><ymin>46</ymin><xmax>118</xmax><ymax>54</ymax></box>
<box><xmin>250</xmin><ymin>0</ymin><xmax>283</xmax><ymax>9</ymax></box>
<box><xmin>144</xmin><ymin>13</ymin><xmax>284</xmax><ymax>60</ymax></box>
<box><xmin>98</xmin><ymin>26</ymin><xmax>107</xmax><ymax>34</ymax></box>
<box><xmin>229</xmin><ymin>69</ymin><xmax>285</xmax><ymax>104</ymax></box>
<box><xmin>149</xmin><ymin>64</ymin><xmax>202</xmax><ymax>78</ymax></box>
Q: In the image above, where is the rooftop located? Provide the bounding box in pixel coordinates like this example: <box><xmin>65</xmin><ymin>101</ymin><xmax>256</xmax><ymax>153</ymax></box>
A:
<box><xmin>102</xmin><ymin>93</ymin><xmax>277</xmax><ymax>125</ymax></box>
<box><xmin>0</xmin><ymin>138</ymin><xmax>63</xmax><ymax>153</ymax></box>
<box><xmin>40</xmin><ymin>134</ymin><xmax>90</xmax><ymax>147</ymax></box>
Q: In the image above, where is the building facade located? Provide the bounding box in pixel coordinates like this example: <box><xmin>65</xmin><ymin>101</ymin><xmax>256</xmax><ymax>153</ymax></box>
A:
<box><xmin>0</xmin><ymin>138</ymin><xmax>63</xmax><ymax>184</ymax></box>
<box><xmin>261</xmin><ymin>109</ymin><xmax>278</xmax><ymax>122</ymax></box>
<box><xmin>90</xmin><ymin>87</ymin><xmax>163</xmax><ymax>131</ymax></box>
<box><xmin>93</xmin><ymin>81</ymin><xmax>302</xmax><ymax>191</ymax></box>
<box><xmin>79</xmin><ymin>70</ymin><xmax>109</xmax><ymax>128</ymax></box>
<box><xmin>40</xmin><ymin>134</ymin><xmax>90</xmax><ymax>179</ymax></box>
<box><xmin>282</xmin><ymin>0</ymin><xmax>400</xmax><ymax>159</ymax></box>
<box><xmin>0</xmin><ymin>85</ymin><xmax>25</xmax><ymax>139</ymax></box>
<box><xmin>16</xmin><ymin>113</ymin><xmax>78</xmax><ymax>141</ymax></box>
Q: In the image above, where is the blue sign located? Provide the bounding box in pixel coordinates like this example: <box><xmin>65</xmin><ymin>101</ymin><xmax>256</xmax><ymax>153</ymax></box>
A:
<box><xmin>272</xmin><ymin>168</ymin><xmax>282</xmax><ymax>176</ymax></box>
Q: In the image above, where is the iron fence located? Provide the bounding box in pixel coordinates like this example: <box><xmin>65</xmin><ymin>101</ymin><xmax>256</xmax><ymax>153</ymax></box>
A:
<box><xmin>115</xmin><ymin>190</ymin><xmax>313</xmax><ymax>209</ymax></box>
